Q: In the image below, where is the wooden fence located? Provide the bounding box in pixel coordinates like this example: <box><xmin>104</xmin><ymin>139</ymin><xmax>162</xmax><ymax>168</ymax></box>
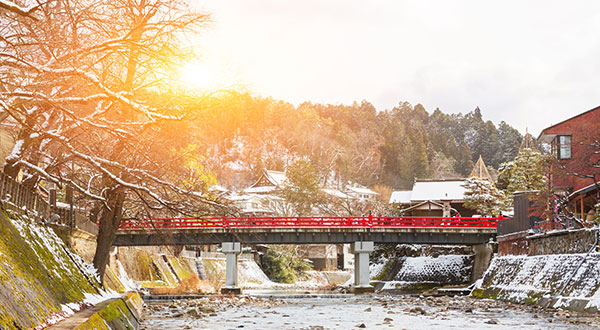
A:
<box><xmin>0</xmin><ymin>172</ymin><xmax>51</xmax><ymax>221</ymax></box>
<box><xmin>0</xmin><ymin>173</ymin><xmax>98</xmax><ymax>234</ymax></box>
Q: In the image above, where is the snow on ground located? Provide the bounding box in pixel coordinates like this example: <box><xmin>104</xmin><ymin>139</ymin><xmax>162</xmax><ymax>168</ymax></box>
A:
<box><xmin>392</xmin><ymin>255</ymin><xmax>472</xmax><ymax>282</ymax></box>
<box><xmin>238</xmin><ymin>259</ymin><xmax>276</xmax><ymax>288</ymax></box>
<box><xmin>475</xmin><ymin>253</ymin><xmax>600</xmax><ymax>310</ymax></box>
<box><xmin>116</xmin><ymin>260</ymin><xmax>140</xmax><ymax>292</ymax></box>
<box><xmin>369</xmin><ymin>254</ymin><xmax>388</xmax><ymax>279</ymax></box>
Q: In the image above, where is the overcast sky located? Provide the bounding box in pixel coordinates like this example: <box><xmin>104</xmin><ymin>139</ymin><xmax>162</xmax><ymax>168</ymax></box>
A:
<box><xmin>191</xmin><ymin>0</ymin><xmax>600</xmax><ymax>135</ymax></box>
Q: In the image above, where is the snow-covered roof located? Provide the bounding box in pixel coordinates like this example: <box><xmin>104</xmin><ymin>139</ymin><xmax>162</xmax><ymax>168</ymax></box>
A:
<box><xmin>209</xmin><ymin>184</ymin><xmax>229</xmax><ymax>193</ymax></box>
<box><xmin>401</xmin><ymin>200</ymin><xmax>444</xmax><ymax>213</ymax></box>
<box><xmin>226</xmin><ymin>194</ymin><xmax>254</xmax><ymax>201</ymax></box>
<box><xmin>243</xmin><ymin>186</ymin><xmax>277</xmax><ymax>194</ymax></box>
<box><xmin>389</xmin><ymin>190</ymin><xmax>412</xmax><ymax>204</ymax></box>
<box><xmin>409</xmin><ymin>179</ymin><xmax>467</xmax><ymax>202</ymax></box>
<box><xmin>265</xmin><ymin>170</ymin><xmax>287</xmax><ymax>186</ymax></box>
<box><xmin>228</xmin><ymin>193</ymin><xmax>284</xmax><ymax>201</ymax></box>
<box><xmin>322</xmin><ymin>188</ymin><xmax>351</xmax><ymax>199</ymax></box>
<box><xmin>346</xmin><ymin>186</ymin><xmax>377</xmax><ymax>195</ymax></box>
<box><xmin>239</xmin><ymin>207</ymin><xmax>274</xmax><ymax>214</ymax></box>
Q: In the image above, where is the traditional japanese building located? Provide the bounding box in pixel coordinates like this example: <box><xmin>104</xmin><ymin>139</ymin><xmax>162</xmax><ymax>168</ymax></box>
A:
<box><xmin>390</xmin><ymin>156</ymin><xmax>497</xmax><ymax>217</ymax></box>
<box><xmin>390</xmin><ymin>178</ymin><xmax>473</xmax><ymax>217</ymax></box>
<box><xmin>243</xmin><ymin>170</ymin><xmax>287</xmax><ymax>195</ymax></box>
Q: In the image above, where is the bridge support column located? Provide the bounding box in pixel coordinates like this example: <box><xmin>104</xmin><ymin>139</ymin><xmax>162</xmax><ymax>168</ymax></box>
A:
<box><xmin>471</xmin><ymin>243</ymin><xmax>493</xmax><ymax>282</ymax></box>
<box><xmin>351</xmin><ymin>241</ymin><xmax>374</xmax><ymax>294</ymax></box>
<box><xmin>221</xmin><ymin>242</ymin><xmax>242</xmax><ymax>294</ymax></box>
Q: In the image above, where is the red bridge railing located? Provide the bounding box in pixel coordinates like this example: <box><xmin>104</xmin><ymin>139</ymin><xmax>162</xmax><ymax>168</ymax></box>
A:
<box><xmin>118</xmin><ymin>216</ymin><xmax>503</xmax><ymax>230</ymax></box>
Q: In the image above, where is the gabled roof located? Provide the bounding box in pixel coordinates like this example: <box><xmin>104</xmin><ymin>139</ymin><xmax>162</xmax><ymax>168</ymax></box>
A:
<box><xmin>389</xmin><ymin>190</ymin><xmax>412</xmax><ymax>204</ymax></box>
<box><xmin>247</xmin><ymin>169</ymin><xmax>287</xmax><ymax>190</ymax></box>
<box><xmin>346</xmin><ymin>186</ymin><xmax>377</xmax><ymax>195</ymax></box>
<box><xmin>538</xmin><ymin>105</ymin><xmax>600</xmax><ymax>141</ymax></box>
<box><xmin>322</xmin><ymin>188</ymin><xmax>351</xmax><ymax>199</ymax></box>
<box><xmin>243</xmin><ymin>186</ymin><xmax>277</xmax><ymax>194</ymax></box>
<box><xmin>400</xmin><ymin>200</ymin><xmax>444</xmax><ymax>213</ymax></box>
<box><xmin>265</xmin><ymin>170</ymin><xmax>287</xmax><ymax>186</ymax></box>
<box><xmin>410</xmin><ymin>179</ymin><xmax>466</xmax><ymax>202</ymax></box>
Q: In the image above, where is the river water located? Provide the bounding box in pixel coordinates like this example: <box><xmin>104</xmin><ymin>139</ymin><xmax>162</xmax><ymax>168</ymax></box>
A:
<box><xmin>140</xmin><ymin>292</ymin><xmax>600</xmax><ymax>329</ymax></box>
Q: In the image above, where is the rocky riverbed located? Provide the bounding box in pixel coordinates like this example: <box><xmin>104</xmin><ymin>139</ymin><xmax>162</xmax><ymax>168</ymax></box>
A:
<box><xmin>140</xmin><ymin>294</ymin><xmax>600</xmax><ymax>329</ymax></box>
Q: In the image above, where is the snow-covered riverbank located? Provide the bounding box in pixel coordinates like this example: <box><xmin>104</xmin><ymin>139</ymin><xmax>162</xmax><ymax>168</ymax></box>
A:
<box><xmin>140</xmin><ymin>294</ymin><xmax>600</xmax><ymax>329</ymax></box>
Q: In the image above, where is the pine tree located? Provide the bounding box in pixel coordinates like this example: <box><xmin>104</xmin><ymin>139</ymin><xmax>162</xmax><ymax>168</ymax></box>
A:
<box><xmin>498</xmin><ymin>148</ymin><xmax>547</xmax><ymax>195</ymax></box>
<box><xmin>463</xmin><ymin>177</ymin><xmax>507</xmax><ymax>216</ymax></box>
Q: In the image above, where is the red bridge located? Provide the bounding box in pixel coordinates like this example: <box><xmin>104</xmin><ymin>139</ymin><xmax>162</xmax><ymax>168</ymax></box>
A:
<box><xmin>119</xmin><ymin>215</ymin><xmax>501</xmax><ymax>230</ymax></box>
<box><xmin>115</xmin><ymin>215</ymin><xmax>501</xmax><ymax>246</ymax></box>
<box><xmin>114</xmin><ymin>215</ymin><xmax>502</xmax><ymax>294</ymax></box>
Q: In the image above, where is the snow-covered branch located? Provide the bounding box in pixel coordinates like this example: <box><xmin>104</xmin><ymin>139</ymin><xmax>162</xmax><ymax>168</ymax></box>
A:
<box><xmin>0</xmin><ymin>0</ymin><xmax>40</xmax><ymax>19</ymax></box>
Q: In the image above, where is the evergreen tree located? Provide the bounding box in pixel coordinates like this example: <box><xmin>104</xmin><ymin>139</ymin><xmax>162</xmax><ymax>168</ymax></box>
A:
<box><xmin>497</xmin><ymin>121</ymin><xmax>523</xmax><ymax>163</ymax></box>
<box><xmin>455</xmin><ymin>140</ymin><xmax>475</xmax><ymax>176</ymax></box>
<box><xmin>278</xmin><ymin>160</ymin><xmax>323</xmax><ymax>215</ymax></box>
<box><xmin>463</xmin><ymin>177</ymin><xmax>507</xmax><ymax>216</ymax></box>
<box><xmin>497</xmin><ymin>148</ymin><xmax>547</xmax><ymax>203</ymax></box>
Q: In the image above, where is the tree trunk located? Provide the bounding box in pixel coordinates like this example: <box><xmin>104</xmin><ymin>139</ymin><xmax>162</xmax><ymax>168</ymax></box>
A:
<box><xmin>92</xmin><ymin>185</ymin><xmax>125</xmax><ymax>281</ymax></box>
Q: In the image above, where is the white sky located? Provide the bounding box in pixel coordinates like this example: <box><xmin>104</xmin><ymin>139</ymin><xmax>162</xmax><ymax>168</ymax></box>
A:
<box><xmin>190</xmin><ymin>0</ymin><xmax>600</xmax><ymax>135</ymax></box>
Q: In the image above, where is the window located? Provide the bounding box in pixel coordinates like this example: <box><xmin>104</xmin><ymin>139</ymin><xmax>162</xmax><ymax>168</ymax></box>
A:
<box><xmin>555</xmin><ymin>135</ymin><xmax>571</xmax><ymax>159</ymax></box>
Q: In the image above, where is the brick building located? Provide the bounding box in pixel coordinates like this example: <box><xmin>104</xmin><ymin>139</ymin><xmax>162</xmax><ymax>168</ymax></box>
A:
<box><xmin>538</xmin><ymin>105</ymin><xmax>600</xmax><ymax>220</ymax></box>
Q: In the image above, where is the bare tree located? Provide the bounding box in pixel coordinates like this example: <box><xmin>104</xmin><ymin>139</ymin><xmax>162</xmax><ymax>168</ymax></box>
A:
<box><xmin>0</xmin><ymin>0</ymin><xmax>226</xmax><ymax>278</ymax></box>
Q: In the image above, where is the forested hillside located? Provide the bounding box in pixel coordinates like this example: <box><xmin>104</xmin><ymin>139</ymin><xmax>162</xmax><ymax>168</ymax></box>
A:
<box><xmin>177</xmin><ymin>93</ymin><xmax>522</xmax><ymax>191</ymax></box>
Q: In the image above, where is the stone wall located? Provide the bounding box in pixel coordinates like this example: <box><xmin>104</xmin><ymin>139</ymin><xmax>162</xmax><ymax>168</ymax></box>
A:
<box><xmin>371</xmin><ymin>245</ymin><xmax>476</xmax><ymax>292</ymax></box>
<box><xmin>473</xmin><ymin>254</ymin><xmax>600</xmax><ymax>312</ymax></box>
<box><xmin>528</xmin><ymin>229</ymin><xmax>598</xmax><ymax>255</ymax></box>
<box><xmin>498</xmin><ymin>228</ymin><xmax>599</xmax><ymax>256</ymax></box>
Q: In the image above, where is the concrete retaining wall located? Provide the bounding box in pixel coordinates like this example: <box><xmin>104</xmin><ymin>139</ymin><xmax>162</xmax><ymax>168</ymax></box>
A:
<box><xmin>0</xmin><ymin>207</ymin><xmax>101</xmax><ymax>329</ymax></box>
<box><xmin>47</xmin><ymin>292</ymin><xmax>143</xmax><ymax>330</ymax></box>
<box><xmin>473</xmin><ymin>254</ymin><xmax>600</xmax><ymax>312</ymax></box>
<box><xmin>0</xmin><ymin>205</ymin><xmax>139</xmax><ymax>329</ymax></box>
<box><xmin>371</xmin><ymin>245</ymin><xmax>476</xmax><ymax>291</ymax></box>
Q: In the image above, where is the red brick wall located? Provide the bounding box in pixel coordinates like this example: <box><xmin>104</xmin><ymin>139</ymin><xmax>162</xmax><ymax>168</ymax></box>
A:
<box><xmin>497</xmin><ymin>232</ymin><xmax>530</xmax><ymax>256</ymax></box>
<box><xmin>543</xmin><ymin>107</ymin><xmax>600</xmax><ymax>192</ymax></box>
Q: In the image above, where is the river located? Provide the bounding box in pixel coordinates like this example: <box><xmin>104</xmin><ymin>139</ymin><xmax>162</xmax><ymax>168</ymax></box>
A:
<box><xmin>140</xmin><ymin>292</ymin><xmax>600</xmax><ymax>329</ymax></box>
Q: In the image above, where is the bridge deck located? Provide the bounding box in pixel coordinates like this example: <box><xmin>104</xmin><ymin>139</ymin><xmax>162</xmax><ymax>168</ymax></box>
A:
<box><xmin>114</xmin><ymin>216</ymin><xmax>500</xmax><ymax>245</ymax></box>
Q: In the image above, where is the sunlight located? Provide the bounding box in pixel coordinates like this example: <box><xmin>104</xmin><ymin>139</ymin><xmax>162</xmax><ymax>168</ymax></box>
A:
<box><xmin>179</xmin><ymin>61</ymin><xmax>215</xmax><ymax>89</ymax></box>
<box><xmin>177</xmin><ymin>56</ymin><xmax>245</xmax><ymax>93</ymax></box>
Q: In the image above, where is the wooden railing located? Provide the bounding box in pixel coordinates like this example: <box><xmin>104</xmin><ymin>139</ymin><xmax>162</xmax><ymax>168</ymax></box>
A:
<box><xmin>0</xmin><ymin>172</ymin><xmax>51</xmax><ymax>222</ymax></box>
<box><xmin>0</xmin><ymin>173</ymin><xmax>97</xmax><ymax>234</ymax></box>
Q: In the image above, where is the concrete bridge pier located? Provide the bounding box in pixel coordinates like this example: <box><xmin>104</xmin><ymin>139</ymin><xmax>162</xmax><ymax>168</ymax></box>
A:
<box><xmin>471</xmin><ymin>242</ymin><xmax>493</xmax><ymax>282</ymax></box>
<box><xmin>351</xmin><ymin>241</ymin><xmax>375</xmax><ymax>294</ymax></box>
<box><xmin>221</xmin><ymin>242</ymin><xmax>242</xmax><ymax>294</ymax></box>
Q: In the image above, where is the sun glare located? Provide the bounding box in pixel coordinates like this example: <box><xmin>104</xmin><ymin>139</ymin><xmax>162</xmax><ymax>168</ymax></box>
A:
<box><xmin>179</xmin><ymin>62</ymin><xmax>216</xmax><ymax>90</ymax></box>
<box><xmin>177</xmin><ymin>56</ymin><xmax>245</xmax><ymax>93</ymax></box>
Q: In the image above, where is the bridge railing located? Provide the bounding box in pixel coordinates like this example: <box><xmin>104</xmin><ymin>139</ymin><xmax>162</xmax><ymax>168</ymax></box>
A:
<box><xmin>119</xmin><ymin>215</ymin><xmax>503</xmax><ymax>230</ymax></box>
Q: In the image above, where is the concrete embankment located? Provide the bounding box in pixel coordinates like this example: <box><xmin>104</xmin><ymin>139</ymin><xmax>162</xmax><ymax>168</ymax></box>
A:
<box><xmin>370</xmin><ymin>245</ymin><xmax>477</xmax><ymax>292</ymax></box>
<box><xmin>473</xmin><ymin>253</ymin><xmax>600</xmax><ymax>312</ymax></box>
<box><xmin>46</xmin><ymin>292</ymin><xmax>143</xmax><ymax>330</ymax></box>
<box><xmin>0</xmin><ymin>204</ymin><xmax>137</xmax><ymax>329</ymax></box>
<box><xmin>111</xmin><ymin>247</ymin><xmax>351</xmax><ymax>294</ymax></box>
<box><xmin>474</xmin><ymin>228</ymin><xmax>600</xmax><ymax>313</ymax></box>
